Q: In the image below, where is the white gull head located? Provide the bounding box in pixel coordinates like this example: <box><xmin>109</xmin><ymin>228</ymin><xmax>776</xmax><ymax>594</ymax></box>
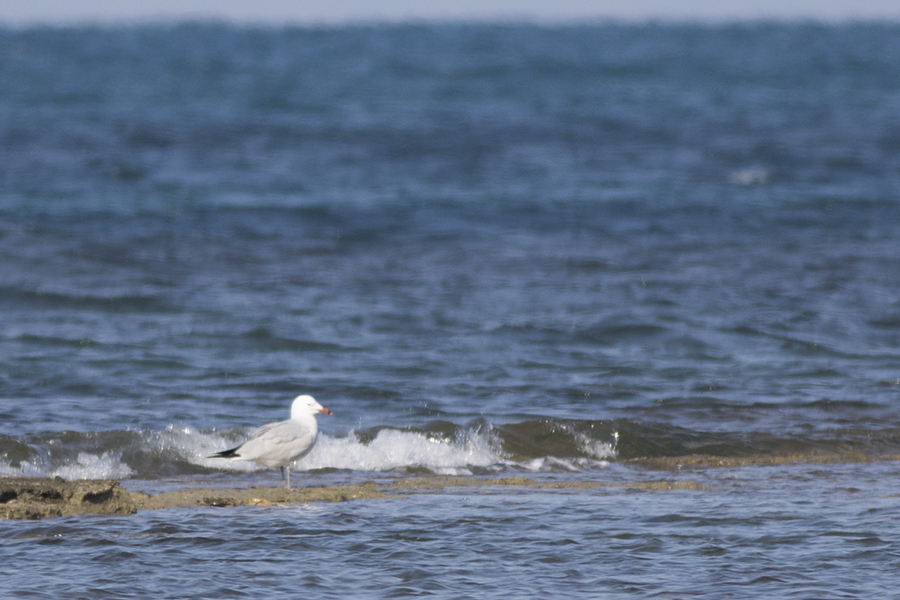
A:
<box><xmin>291</xmin><ymin>394</ymin><xmax>332</xmax><ymax>420</ymax></box>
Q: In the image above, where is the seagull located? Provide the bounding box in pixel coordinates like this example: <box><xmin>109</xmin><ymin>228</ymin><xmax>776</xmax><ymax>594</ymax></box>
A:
<box><xmin>209</xmin><ymin>394</ymin><xmax>332</xmax><ymax>488</ymax></box>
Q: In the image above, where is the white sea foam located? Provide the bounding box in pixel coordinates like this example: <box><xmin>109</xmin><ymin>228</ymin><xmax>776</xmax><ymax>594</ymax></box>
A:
<box><xmin>50</xmin><ymin>452</ymin><xmax>135</xmax><ymax>480</ymax></box>
<box><xmin>574</xmin><ymin>431</ymin><xmax>617</xmax><ymax>460</ymax></box>
<box><xmin>296</xmin><ymin>428</ymin><xmax>503</xmax><ymax>474</ymax></box>
<box><xmin>0</xmin><ymin>460</ymin><xmax>46</xmax><ymax>477</ymax></box>
<box><xmin>0</xmin><ymin>452</ymin><xmax>134</xmax><ymax>480</ymax></box>
<box><xmin>517</xmin><ymin>457</ymin><xmax>610</xmax><ymax>472</ymax></box>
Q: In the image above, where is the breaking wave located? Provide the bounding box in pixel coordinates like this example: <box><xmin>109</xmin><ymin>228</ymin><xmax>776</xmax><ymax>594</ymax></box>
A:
<box><xmin>0</xmin><ymin>418</ymin><xmax>617</xmax><ymax>480</ymax></box>
<box><xmin>5</xmin><ymin>417</ymin><xmax>899</xmax><ymax>482</ymax></box>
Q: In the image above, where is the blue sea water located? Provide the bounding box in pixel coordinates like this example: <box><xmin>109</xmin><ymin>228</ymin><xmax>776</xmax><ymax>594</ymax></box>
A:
<box><xmin>2</xmin><ymin>21</ymin><xmax>900</xmax><ymax>598</ymax></box>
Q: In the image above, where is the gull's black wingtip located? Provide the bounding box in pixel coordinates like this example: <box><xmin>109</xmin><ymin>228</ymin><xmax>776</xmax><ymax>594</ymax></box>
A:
<box><xmin>208</xmin><ymin>447</ymin><xmax>240</xmax><ymax>459</ymax></box>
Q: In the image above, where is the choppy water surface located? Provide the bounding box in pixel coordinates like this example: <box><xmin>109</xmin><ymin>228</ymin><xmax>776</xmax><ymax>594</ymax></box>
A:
<box><xmin>2</xmin><ymin>22</ymin><xmax>900</xmax><ymax>598</ymax></box>
<box><xmin>5</xmin><ymin>463</ymin><xmax>900</xmax><ymax>598</ymax></box>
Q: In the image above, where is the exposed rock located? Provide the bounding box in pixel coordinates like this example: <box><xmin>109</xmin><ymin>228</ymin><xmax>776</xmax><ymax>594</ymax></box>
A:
<box><xmin>130</xmin><ymin>481</ymin><xmax>391</xmax><ymax>512</ymax></box>
<box><xmin>1</xmin><ymin>475</ymin><xmax>707</xmax><ymax>520</ymax></box>
<box><xmin>0</xmin><ymin>477</ymin><xmax>136</xmax><ymax>520</ymax></box>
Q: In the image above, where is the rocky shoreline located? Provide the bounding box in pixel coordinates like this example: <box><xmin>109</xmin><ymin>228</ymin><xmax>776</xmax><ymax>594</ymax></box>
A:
<box><xmin>1</xmin><ymin>476</ymin><xmax>705</xmax><ymax>520</ymax></box>
<box><xmin>1</xmin><ymin>478</ymin><xmax>137</xmax><ymax>520</ymax></box>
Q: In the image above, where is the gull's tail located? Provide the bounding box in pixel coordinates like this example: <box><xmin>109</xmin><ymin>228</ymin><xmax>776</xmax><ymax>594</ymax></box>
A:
<box><xmin>208</xmin><ymin>447</ymin><xmax>241</xmax><ymax>459</ymax></box>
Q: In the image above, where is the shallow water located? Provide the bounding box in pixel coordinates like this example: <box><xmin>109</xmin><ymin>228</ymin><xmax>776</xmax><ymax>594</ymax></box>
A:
<box><xmin>2</xmin><ymin>21</ymin><xmax>900</xmax><ymax>598</ymax></box>
<box><xmin>5</xmin><ymin>462</ymin><xmax>900</xmax><ymax>598</ymax></box>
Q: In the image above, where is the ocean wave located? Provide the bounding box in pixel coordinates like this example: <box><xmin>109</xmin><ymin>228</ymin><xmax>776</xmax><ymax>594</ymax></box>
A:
<box><xmin>4</xmin><ymin>418</ymin><xmax>900</xmax><ymax>481</ymax></box>
<box><xmin>0</xmin><ymin>419</ymin><xmax>617</xmax><ymax>480</ymax></box>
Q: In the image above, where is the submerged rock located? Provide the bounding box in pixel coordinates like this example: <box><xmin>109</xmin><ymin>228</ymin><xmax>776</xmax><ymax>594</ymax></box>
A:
<box><xmin>0</xmin><ymin>477</ymin><xmax>136</xmax><ymax>520</ymax></box>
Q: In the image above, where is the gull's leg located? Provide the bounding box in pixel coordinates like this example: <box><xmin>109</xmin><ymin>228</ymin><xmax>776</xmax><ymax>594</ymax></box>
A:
<box><xmin>280</xmin><ymin>466</ymin><xmax>286</xmax><ymax>485</ymax></box>
<box><xmin>285</xmin><ymin>466</ymin><xmax>291</xmax><ymax>489</ymax></box>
